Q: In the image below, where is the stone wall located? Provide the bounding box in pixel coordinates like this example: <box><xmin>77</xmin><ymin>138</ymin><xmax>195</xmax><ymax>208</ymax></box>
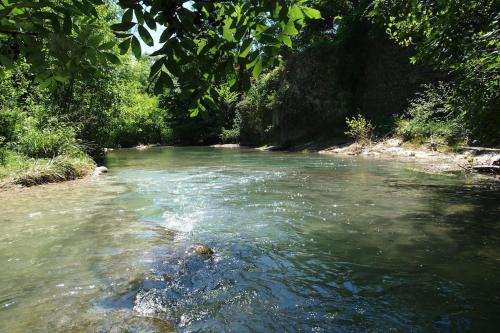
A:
<box><xmin>273</xmin><ymin>28</ymin><xmax>441</xmax><ymax>145</ymax></box>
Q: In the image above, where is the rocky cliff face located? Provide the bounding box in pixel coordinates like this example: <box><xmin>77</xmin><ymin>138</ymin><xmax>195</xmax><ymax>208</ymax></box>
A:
<box><xmin>271</xmin><ymin>28</ymin><xmax>441</xmax><ymax>145</ymax></box>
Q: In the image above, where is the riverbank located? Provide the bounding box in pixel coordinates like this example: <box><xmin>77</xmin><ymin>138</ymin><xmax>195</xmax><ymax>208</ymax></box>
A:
<box><xmin>0</xmin><ymin>152</ymin><xmax>96</xmax><ymax>190</ymax></box>
<box><xmin>250</xmin><ymin>138</ymin><xmax>500</xmax><ymax>180</ymax></box>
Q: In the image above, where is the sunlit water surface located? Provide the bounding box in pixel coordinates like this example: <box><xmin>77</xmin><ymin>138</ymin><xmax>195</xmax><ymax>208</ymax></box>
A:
<box><xmin>1</xmin><ymin>147</ymin><xmax>499</xmax><ymax>332</ymax></box>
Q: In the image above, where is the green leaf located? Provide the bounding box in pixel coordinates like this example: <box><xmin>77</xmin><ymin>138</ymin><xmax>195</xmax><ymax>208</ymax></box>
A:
<box><xmin>196</xmin><ymin>39</ymin><xmax>207</xmax><ymax>55</ymax></box>
<box><xmin>149</xmin><ymin>58</ymin><xmax>164</xmax><ymax>78</ymax></box>
<box><xmin>280</xmin><ymin>35</ymin><xmax>292</xmax><ymax>48</ymax></box>
<box><xmin>189</xmin><ymin>108</ymin><xmax>199</xmax><ymax>118</ymax></box>
<box><xmin>239</xmin><ymin>39</ymin><xmax>252</xmax><ymax>58</ymax></box>
<box><xmin>288</xmin><ymin>5</ymin><xmax>304</xmax><ymax>20</ymax></box>
<box><xmin>159</xmin><ymin>28</ymin><xmax>173</xmax><ymax>43</ymax></box>
<box><xmin>223</xmin><ymin>18</ymin><xmax>234</xmax><ymax>42</ymax></box>
<box><xmin>131</xmin><ymin>36</ymin><xmax>142</xmax><ymax>58</ymax></box>
<box><xmin>154</xmin><ymin>71</ymin><xmax>173</xmax><ymax>95</ymax></box>
<box><xmin>143</xmin><ymin>12</ymin><xmax>156</xmax><ymax>30</ymax></box>
<box><xmin>301</xmin><ymin>7</ymin><xmax>322</xmax><ymax>19</ymax></box>
<box><xmin>122</xmin><ymin>9</ymin><xmax>133</xmax><ymax>23</ymax></box>
<box><xmin>118</xmin><ymin>37</ymin><xmax>131</xmax><ymax>54</ymax></box>
<box><xmin>283</xmin><ymin>21</ymin><xmax>299</xmax><ymax>36</ymax></box>
<box><xmin>138</xmin><ymin>25</ymin><xmax>154</xmax><ymax>47</ymax></box>
<box><xmin>110</xmin><ymin>22</ymin><xmax>135</xmax><ymax>32</ymax></box>
<box><xmin>98</xmin><ymin>41</ymin><xmax>115</xmax><ymax>50</ymax></box>
<box><xmin>103</xmin><ymin>52</ymin><xmax>121</xmax><ymax>64</ymax></box>
<box><xmin>135</xmin><ymin>9</ymin><xmax>144</xmax><ymax>25</ymax></box>
<box><xmin>252</xmin><ymin>57</ymin><xmax>263</xmax><ymax>78</ymax></box>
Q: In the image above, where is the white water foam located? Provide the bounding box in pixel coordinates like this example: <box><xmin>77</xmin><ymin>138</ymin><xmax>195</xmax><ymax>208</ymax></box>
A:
<box><xmin>161</xmin><ymin>210</ymin><xmax>204</xmax><ymax>233</ymax></box>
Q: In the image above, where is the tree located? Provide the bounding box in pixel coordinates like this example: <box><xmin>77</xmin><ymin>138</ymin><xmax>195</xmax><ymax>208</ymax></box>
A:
<box><xmin>1</xmin><ymin>0</ymin><xmax>321</xmax><ymax>114</ymax></box>
<box><xmin>0</xmin><ymin>0</ymin><xmax>118</xmax><ymax>87</ymax></box>
<box><xmin>369</xmin><ymin>0</ymin><xmax>499</xmax><ymax>143</ymax></box>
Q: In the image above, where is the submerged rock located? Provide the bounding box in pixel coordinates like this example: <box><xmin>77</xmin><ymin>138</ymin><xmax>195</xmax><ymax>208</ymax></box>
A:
<box><xmin>96</xmin><ymin>166</ymin><xmax>108</xmax><ymax>173</ymax></box>
<box><xmin>92</xmin><ymin>166</ymin><xmax>108</xmax><ymax>177</ymax></box>
<box><xmin>164</xmin><ymin>228</ymin><xmax>177</xmax><ymax>238</ymax></box>
<box><xmin>108</xmin><ymin>316</ymin><xmax>175</xmax><ymax>333</ymax></box>
<box><xmin>191</xmin><ymin>244</ymin><xmax>214</xmax><ymax>256</ymax></box>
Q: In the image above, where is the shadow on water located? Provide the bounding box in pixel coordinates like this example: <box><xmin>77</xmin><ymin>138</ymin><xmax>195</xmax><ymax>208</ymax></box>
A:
<box><xmin>362</xmin><ymin>179</ymin><xmax>500</xmax><ymax>332</ymax></box>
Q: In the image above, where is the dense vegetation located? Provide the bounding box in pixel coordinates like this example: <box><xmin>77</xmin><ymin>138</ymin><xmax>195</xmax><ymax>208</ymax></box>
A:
<box><xmin>1</xmin><ymin>0</ymin><xmax>498</xmax><ymax>186</ymax></box>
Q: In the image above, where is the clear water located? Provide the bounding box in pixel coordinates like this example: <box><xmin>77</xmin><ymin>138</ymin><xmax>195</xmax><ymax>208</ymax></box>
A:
<box><xmin>1</xmin><ymin>147</ymin><xmax>499</xmax><ymax>332</ymax></box>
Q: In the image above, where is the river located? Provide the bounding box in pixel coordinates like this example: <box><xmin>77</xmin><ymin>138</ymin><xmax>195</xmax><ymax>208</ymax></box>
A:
<box><xmin>1</xmin><ymin>147</ymin><xmax>499</xmax><ymax>332</ymax></box>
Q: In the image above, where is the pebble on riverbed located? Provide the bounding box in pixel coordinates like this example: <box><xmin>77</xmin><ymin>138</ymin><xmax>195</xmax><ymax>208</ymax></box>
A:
<box><xmin>191</xmin><ymin>244</ymin><xmax>214</xmax><ymax>256</ymax></box>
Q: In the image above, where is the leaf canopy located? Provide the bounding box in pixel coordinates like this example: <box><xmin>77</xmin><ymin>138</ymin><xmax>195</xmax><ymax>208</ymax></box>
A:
<box><xmin>0</xmin><ymin>0</ymin><xmax>322</xmax><ymax>113</ymax></box>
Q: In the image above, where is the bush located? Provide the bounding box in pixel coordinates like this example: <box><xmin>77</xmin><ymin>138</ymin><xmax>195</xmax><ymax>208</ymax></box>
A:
<box><xmin>220</xmin><ymin>111</ymin><xmax>241</xmax><ymax>144</ymax></box>
<box><xmin>111</xmin><ymin>91</ymin><xmax>172</xmax><ymax>147</ymax></box>
<box><xmin>345</xmin><ymin>114</ymin><xmax>373</xmax><ymax>144</ymax></box>
<box><xmin>238</xmin><ymin>66</ymin><xmax>284</xmax><ymax>146</ymax></box>
<box><xmin>395</xmin><ymin>82</ymin><xmax>468</xmax><ymax>147</ymax></box>
<box><xmin>0</xmin><ymin>108</ymin><xmax>25</xmax><ymax>143</ymax></box>
<box><xmin>17</xmin><ymin>123</ymin><xmax>82</xmax><ymax>158</ymax></box>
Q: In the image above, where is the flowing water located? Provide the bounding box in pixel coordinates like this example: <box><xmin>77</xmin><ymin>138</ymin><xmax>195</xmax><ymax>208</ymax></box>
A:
<box><xmin>1</xmin><ymin>147</ymin><xmax>500</xmax><ymax>332</ymax></box>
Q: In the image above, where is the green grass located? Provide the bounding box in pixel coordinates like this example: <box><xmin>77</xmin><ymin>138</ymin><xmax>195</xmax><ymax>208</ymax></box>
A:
<box><xmin>0</xmin><ymin>150</ymin><xmax>95</xmax><ymax>188</ymax></box>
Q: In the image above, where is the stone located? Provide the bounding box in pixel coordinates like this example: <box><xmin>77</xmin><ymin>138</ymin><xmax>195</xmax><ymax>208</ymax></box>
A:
<box><xmin>96</xmin><ymin>166</ymin><xmax>108</xmax><ymax>173</ymax></box>
<box><xmin>191</xmin><ymin>244</ymin><xmax>214</xmax><ymax>256</ymax></box>
<box><xmin>92</xmin><ymin>166</ymin><xmax>108</xmax><ymax>177</ymax></box>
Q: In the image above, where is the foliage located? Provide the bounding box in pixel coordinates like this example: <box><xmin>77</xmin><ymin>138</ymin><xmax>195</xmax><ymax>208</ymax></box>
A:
<box><xmin>1</xmin><ymin>0</ymin><xmax>321</xmax><ymax>115</ymax></box>
<box><xmin>111</xmin><ymin>89</ymin><xmax>171</xmax><ymax>147</ymax></box>
<box><xmin>0</xmin><ymin>0</ymin><xmax>120</xmax><ymax>88</ymax></box>
<box><xmin>0</xmin><ymin>135</ymin><xmax>5</xmax><ymax>165</ymax></box>
<box><xmin>17</xmin><ymin>122</ymin><xmax>81</xmax><ymax>158</ymax></box>
<box><xmin>345</xmin><ymin>114</ymin><xmax>373</xmax><ymax>144</ymax></box>
<box><xmin>369</xmin><ymin>0</ymin><xmax>499</xmax><ymax>84</ymax></box>
<box><xmin>0</xmin><ymin>151</ymin><xmax>94</xmax><ymax>187</ymax></box>
<box><xmin>0</xmin><ymin>149</ymin><xmax>94</xmax><ymax>186</ymax></box>
<box><xmin>295</xmin><ymin>0</ymin><xmax>363</xmax><ymax>46</ymax></box>
<box><xmin>116</xmin><ymin>0</ymin><xmax>320</xmax><ymax>115</ymax></box>
<box><xmin>220</xmin><ymin>111</ymin><xmax>242</xmax><ymax>144</ymax></box>
<box><xmin>13</xmin><ymin>154</ymin><xmax>94</xmax><ymax>187</ymax></box>
<box><xmin>369</xmin><ymin>0</ymin><xmax>499</xmax><ymax>145</ymax></box>
<box><xmin>158</xmin><ymin>80</ymin><xmax>240</xmax><ymax>145</ymax></box>
<box><xmin>0</xmin><ymin>107</ymin><xmax>23</xmax><ymax>143</ymax></box>
<box><xmin>237</xmin><ymin>66</ymin><xmax>284</xmax><ymax>145</ymax></box>
<box><xmin>395</xmin><ymin>83</ymin><xmax>468</xmax><ymax>147</ymax></box>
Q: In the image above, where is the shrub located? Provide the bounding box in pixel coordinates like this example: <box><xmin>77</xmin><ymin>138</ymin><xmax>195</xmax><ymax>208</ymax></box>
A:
<box><xmin>238</xmin><ymin>66</ymin><xmax>284</xmax><ymax>145</ymax></box>
<box><xmin>111</xmin><ymin>91</ymin><xmax>172</xmax><ymax>147</ymax></box>
<box><xmin>0</xmin><ymin>108</ymin><xmax>25</xmax><ymax>143</ymax></box>
<box><xmin>395</xmin><ymin>82</ymin><xmax>468</xmax><ymax>147</ymax></box>
<box><xmin>17</xmin><ymin>123</ymin><xmax>82</xmax><ymax>158</ymax></box>
<box><xmin>220</xmin><ymin>111</ymin><xmax>241</xmax><ymax>144</ymax></box>
<box><xmin>345</xmin><ymin>114</ymin><xmax>373</xmax><ymax>144</ymax></box>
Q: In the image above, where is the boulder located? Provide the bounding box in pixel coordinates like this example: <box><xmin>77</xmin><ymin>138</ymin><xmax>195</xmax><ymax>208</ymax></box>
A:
<box><xmin>92</xmin><ymin>166</ymin><xmax>108</xmax><ymax>177</ymax></box>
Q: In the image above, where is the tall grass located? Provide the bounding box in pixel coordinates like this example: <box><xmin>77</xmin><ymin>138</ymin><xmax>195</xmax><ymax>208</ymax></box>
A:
<box><xmin>0</xmin><ymin>151</ymin><xmax>94</xmax><ymax>188</ymax></box>
<box><xmin>17</xmin><ymin>125</ymin><xmax>82</xmax><ymax>158</ymax></box>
